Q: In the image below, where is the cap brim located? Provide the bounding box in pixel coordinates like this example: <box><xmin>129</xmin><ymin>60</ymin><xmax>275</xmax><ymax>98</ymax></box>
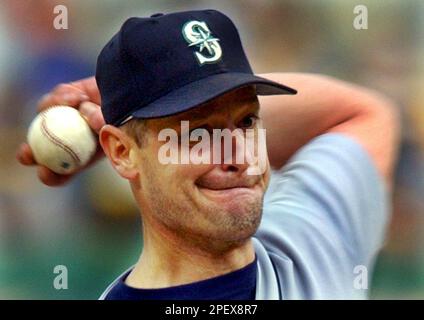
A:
<box><xmin>131</xmin><ymin>72</ymin><xmax>297</xmax><ymax>119</ymax></box>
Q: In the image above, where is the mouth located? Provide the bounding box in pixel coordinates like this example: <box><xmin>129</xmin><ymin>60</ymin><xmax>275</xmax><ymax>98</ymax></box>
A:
<box><xmin>196</xmin><ymin>184</ymin><xmax>261</xmax><ymax>200</ymax></box>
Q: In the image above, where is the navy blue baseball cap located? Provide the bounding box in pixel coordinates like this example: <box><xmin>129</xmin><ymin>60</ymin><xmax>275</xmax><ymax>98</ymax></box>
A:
<box><xmin>96</xmin><ymin>9</ymin><xmax>297</xmax><ymax>126</ymax></box>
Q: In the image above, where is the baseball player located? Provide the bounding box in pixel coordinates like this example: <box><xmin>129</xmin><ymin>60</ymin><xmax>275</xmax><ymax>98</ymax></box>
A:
<box><xmin>17</xmin><ymin>10</ymin><xmax>399</xmax><ymax>299</ymax></box>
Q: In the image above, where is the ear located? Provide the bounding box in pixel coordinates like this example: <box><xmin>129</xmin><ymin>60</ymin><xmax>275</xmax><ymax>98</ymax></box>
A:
<box><xmin>99</xmin><ymin>125</ymin><xmax>139</xmax><ymax>180</ymax></box>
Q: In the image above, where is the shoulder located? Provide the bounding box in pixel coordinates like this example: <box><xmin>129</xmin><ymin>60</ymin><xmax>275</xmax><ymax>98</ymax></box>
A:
<box><xmin>256</xmin><ymin>133</ymin><xmax>389</xmax><ymax>294</ymax></box>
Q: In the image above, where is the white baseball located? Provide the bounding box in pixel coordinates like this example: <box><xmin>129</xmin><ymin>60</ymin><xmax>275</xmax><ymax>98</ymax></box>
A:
<box><xmin>27</xmin><ymin>106</ymin><xmax>97</xmax><ymax>174</ymax></box>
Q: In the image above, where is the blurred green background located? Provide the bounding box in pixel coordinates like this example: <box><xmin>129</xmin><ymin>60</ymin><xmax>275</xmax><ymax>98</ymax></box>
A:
<box><xmin>0</xmin><ymin>0</ymin><xmax>423</xmax><ymax>299</ymax></box>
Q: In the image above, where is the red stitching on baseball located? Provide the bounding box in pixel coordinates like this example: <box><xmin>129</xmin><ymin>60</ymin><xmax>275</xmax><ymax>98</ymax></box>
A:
<box><xmin>40</xmin><ymin>112</ymin><xmax>81</xmax><ymax>165</ymax></box>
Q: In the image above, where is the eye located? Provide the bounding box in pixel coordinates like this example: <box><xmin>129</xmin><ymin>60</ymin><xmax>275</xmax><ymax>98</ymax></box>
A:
<box><xmin>238</xmin><ymin>115</ymin><xmax>258</xmax><ymax>129</ymax></box>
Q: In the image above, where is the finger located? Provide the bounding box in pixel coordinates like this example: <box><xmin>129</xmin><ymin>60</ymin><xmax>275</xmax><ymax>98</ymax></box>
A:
<box><xmin>37</xmin><ymin>166</ymin><xmax>73</xmax><ymax>187</ymax></box>
<box><xmin>16</xmin><ymin>143</ymin><xmax>36</xmax><ymax>166</ymax></box>
<box><xmin>37</xmin><ymin>84</ymin><xmax>89</xmax><ymax>112</ymax></box>
<box><xmin>79</xmin><ymin>101</ymin><xmax>105</xmax><ymax>134</ymax></box>
<box><xmin>78</xmin><ymin>77</ymin><xmax>101</xmax><ymax>105</ymax></box>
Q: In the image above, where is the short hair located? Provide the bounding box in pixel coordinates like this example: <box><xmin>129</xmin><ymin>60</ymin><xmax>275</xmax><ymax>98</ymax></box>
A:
<box><xmin>120</xmin><ymin>118</ymin><xmax>147</xmax><ymax>147</ymax></box>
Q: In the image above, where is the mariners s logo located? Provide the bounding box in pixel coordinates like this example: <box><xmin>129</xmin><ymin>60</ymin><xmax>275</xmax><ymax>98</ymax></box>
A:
<box><xmin>182</xmin><ymin>21</ymin><xmax>222</xmax><ymax>65</ymax></box>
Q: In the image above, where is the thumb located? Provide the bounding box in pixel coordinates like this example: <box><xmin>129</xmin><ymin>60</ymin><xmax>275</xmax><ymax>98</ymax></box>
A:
<box><xmin>79</xmin><ymin>101</ymin><xmax>105</xmax><ymax>134</ymax></box>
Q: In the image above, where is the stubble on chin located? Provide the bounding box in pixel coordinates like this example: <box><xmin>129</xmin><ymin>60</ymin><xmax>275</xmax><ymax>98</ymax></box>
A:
<box><xmin>195</xmin><ymin>190</ymin><xmax>264</xmax><ymax>245</ymax></box>
<box><xmin>142</xmin><ymin>173</ymin><xmax>265</xmax><ymax>253</ymax></box>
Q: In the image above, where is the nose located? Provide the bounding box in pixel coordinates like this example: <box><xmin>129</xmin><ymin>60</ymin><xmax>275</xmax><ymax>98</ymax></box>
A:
<box><xmin>217</xmin><ymin>128</ymin><xmax>250</xmax><ymax>173</ymax></box>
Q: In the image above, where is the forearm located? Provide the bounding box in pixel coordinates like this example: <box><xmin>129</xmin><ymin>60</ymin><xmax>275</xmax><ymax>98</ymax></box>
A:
<box><xmin>259</xmin><ymin>73</ymin><xmax>400</xmax><ymax>183</ymax></box>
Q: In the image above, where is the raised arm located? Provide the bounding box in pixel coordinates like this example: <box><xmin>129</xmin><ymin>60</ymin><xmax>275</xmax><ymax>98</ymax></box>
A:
<box><xmin>258</xmin><ymin>73</ymin><xmax>401</xmax><ymax>187</ymax></box>
<box><xmin>17</xmin><ymin>73</ymin><xmax>401</xmax><ymax>188</ymax></box>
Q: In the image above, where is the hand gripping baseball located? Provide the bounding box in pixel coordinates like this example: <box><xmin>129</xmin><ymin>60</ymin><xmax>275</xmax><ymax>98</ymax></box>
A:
<box><xmin>16</xmin><ymin>77</ymin><xmax>105</xmax><ymax>186</ymax></box>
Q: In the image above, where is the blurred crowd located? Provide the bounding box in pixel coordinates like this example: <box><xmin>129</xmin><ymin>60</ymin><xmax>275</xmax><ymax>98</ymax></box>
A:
<box><xmin>0</xmin><ymin>0</ymin><xmax>423</xmax><ymax>299</ymax></box>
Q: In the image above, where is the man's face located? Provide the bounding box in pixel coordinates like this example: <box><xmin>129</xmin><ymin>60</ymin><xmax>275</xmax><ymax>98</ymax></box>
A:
<box><xmin>133</xmin><ymin>87</ymin><xmax>270</xmax><ymax>250</ymax></box>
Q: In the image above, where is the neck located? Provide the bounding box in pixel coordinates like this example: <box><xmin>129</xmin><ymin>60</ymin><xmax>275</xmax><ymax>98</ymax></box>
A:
<box><xmin>125</xmin><ymin>216</ymin><xmax>255</xmax><ymax>289</ymax></box>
